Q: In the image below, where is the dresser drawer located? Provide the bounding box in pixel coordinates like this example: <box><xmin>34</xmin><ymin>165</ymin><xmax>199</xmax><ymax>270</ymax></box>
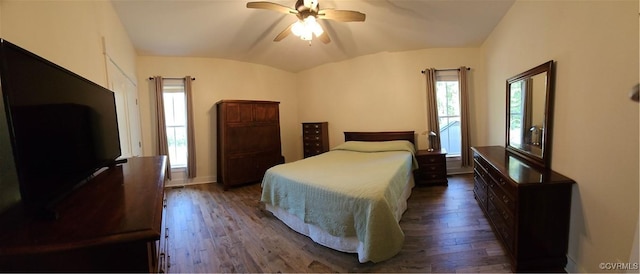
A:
<box><xmin>303</xmin><ymin>140</ymin><xmax>325</xmax><ymax>156</ymax></box>
<box><xmin>488</xmin><ymin>189</ymin><xmax>515</xmax><ymax>230</ymax></box>
<box><xmin>488</xmin><ymin>198</ymin><xmax>515</xmax><ymax>253</ymax></box>
<box><xmin>487</xmin><ymin>177</ymin><xmax>515</xmax><ymax>214</ymax></box>
<box><xmin>487</xmin><ymin>168</ymin><xmax>517</xmax><ymax>197</ymax></box>
<box><xmin>474</xmin><ymin>153</ymin><xmax>492</xmax><ymax>172</ymax></box>
<box><xmin>303</xmin><ymin>140</ymin><xmax>324</xmax><ymax>148</ymax></box>
<box><xmin>473</xmin><ymin>172</ymin><xmax>488</xmax><ymax>208</ymax></box>
<box><xmin>475</xmin><ymin>156</ymin><xmax>517</xmax><ymax>198</ymax></box>
<box><xmin>474</xmin><ymin>159</ymin><xmax>491</xmax><ymax>182</ymax></box>
<box><xmin>303</xmin><ymin>135</ymin><xmax>323</xmax><ymax>142</ymax></box>
<box><xmin>303</xmin><ymin>127</ymin><xmax>324</xmax><ymax>136</ymax></box>
<box><xmin>303</xmin><ymin>123</ymin><xmax>323</xmax><ymax>130</ymax></box>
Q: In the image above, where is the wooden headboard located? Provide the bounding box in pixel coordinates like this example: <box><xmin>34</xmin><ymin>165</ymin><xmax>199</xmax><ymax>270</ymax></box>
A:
<box><xmin>344</xmin><ymin>131</ymin><xmax>416</xmax><ymax>145</ymax></box>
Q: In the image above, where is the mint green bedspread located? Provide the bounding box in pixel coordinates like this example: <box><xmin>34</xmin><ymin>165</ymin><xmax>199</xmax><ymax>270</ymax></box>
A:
<box><xmin>261</xmin><ymin>141</ymin><xmax>418</xmax><ymax>263</ymax></box>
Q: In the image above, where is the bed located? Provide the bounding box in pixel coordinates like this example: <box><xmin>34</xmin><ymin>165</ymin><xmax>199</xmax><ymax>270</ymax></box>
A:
<box><xmin>260</xmin><ymin>131</ymin><xmax>418</xmax><ymax>263</ymax></box>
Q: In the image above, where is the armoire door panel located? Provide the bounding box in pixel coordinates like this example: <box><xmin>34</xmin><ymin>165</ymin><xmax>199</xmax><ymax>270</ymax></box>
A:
<box><xmin>226</xmin><ymin>125</ymin><xmax>280</xmax><ymax>153</ymax></box>
<box><xmin>253</xmin><ymin>103</ymin><xmax>279</xmax><ymax>123</ymax></box>
<box><xmin>225</xmin><ymin>156</ymin><xmax>258</xmax><ymax>184</ymax></box>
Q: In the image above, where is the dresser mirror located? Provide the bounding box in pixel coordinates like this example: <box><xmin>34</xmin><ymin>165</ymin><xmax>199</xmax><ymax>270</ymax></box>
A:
<box><xmin>506</xmin><ymin>60</ymin><xmax>555</xmax><ymax>168</ymax></box>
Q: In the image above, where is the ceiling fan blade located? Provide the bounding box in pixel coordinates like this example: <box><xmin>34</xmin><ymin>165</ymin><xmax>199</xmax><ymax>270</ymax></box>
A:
<box><xmin>317</xmin><ymin>9</ymin><xmax>366</xmax><ymax>22</ymax></box>
<box><xmin>247</xmin><ymin>2</ymin><xmax>298</xmax><ymax>15</ymax></box>
<box><xmin>317</xmin><ymin>30</ymin><xmax>331</xmax><ymax>44</ymax></box>
<box><xmin>274</xmin><ymin>23</ymin><xmax>294</xmax><ymax>42</ymax></box>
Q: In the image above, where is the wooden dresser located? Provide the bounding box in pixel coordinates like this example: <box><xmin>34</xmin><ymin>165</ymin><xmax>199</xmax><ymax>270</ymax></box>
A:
<box><xmin>0</xmin><ymin>156</ymin><xmax>168</xmax><ymax>272</ymax></box>
<box><xmin>216</xmin><ymin>100</ymin><xmax>284</xmax><ymax>189</ymax></box>
<box><xmin>414</xmin><ymin>149</ymin><xmax>448</xmax><ymax>185</ymax></box>
<box><xmin>471</xmin><ymin>146</ymin><xmax>575</xmax><ymax>272</ymax></box>
<box><xmin>302</xmin><ymin>122</ymin><xmax>329</xmax><ymax>158</ymax></box>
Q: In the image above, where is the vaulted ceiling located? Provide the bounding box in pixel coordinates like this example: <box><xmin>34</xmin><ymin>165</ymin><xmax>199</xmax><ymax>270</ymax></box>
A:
<box><xmin>112</xmin><ymin>0</ymin><xmax>515</xmax><ymax>72</ymax></box>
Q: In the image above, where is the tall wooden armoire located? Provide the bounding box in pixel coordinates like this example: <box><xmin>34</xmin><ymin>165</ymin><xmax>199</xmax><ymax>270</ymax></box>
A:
<box><xmin>216</xmin><ymin>100</ymin><xmax>284</xmax><ymax>189</ymax></box>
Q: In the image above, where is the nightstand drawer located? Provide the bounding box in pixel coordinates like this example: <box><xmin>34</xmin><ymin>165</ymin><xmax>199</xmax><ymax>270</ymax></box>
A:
<box><xmin>415</xmin><ymin>170</ymin><xmax>447</xmax><ymax>180</ymax></box>
<box><xmin>419</xmin><ymin>154</ymin><xmax>445</xmax><ymax>164</ymax></box>
<box><xmin>418</xmin><ymin>163</ymin><xmax>445</xmax><ymax>173</ymax></box>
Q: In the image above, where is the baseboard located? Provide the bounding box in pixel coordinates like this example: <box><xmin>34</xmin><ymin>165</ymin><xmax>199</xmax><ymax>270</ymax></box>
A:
<box><xmin>447</xmin><ymin>167</ymin><xmax>473</xmax><ymax>175</ymax></box>
<box><xmin>165</xmin><ymin>176</ymin><xmax>216</xmax><ymax>187</ymax></box>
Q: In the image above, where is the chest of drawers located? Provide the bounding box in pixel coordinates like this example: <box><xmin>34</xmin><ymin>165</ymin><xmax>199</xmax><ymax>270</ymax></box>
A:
<box><xmin>414</xmin><ymin>149</ymin><xmax>448</xmax><ymax>186</ymax></box>
<box><xmin>302</xmin><ymin>122</ymin><xmax>329</xmax><ymax>158</ymax></box>
<box><xmin>472</xmin><ymin>146</ymin><xmax>575</xmax><ymax>272</ymax></box>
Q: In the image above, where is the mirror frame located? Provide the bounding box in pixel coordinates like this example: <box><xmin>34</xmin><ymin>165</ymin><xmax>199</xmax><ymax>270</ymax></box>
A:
<box><xmin>505</xmin><ymin>60</ymin><xmax>555</xmax><ymax>169</ymax></box>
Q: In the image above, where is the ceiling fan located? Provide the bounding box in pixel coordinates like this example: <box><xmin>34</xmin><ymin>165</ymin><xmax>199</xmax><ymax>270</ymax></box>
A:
<box><xmin>246</xmin><ymin>0</ymin><xmax>366</xmax><ymax>44</ymax></box>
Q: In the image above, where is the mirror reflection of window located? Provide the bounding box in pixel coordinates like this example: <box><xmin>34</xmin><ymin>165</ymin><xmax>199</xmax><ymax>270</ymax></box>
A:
<box><xmin>509</xmin><ymin>80</ymin><xmax>525</xmax><ymax>147</ymax></box>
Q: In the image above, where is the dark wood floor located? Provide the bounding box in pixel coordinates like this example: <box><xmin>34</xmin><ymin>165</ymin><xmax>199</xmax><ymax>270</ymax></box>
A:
<box><xmin>163</xmin><ymin>174</ymin><xmax>512</xmax><ymax>273</ymax></box>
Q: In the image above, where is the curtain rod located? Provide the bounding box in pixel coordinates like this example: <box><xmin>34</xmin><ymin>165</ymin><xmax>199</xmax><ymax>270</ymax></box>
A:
<box><xmin>421</xmin><ymin>67</ymin><xmax>471</xmax><ymax>74</ymax></box>
<box><xmin>148</xmin><ymin>77</ymin><xmax>196</xmax><ymax>80</ymax></box>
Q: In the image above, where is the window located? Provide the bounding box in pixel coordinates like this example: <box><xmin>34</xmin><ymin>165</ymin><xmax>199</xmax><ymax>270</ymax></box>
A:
<box><xmin>162</xmin><ymin>80</ymin><xmax>188</xmax><ymax>167</ymax></box>
<box><xmin>435</xmin><ymin>71</ymin><xmax>461</xmax><ymax>156</ymax></box>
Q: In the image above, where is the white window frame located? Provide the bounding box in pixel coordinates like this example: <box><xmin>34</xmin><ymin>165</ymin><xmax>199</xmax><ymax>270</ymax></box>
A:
<box><xmin>162</xmin><ymin>79</ymin><xmax>188</xmax><ymax>169</ymax></box>
<box><xmin>435</xmin><ymin>70</ymin><xmax>462</xmax><ymax>158</ymax></box>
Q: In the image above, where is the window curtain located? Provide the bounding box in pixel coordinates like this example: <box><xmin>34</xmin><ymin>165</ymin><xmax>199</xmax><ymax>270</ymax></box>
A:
<box><xmin>424</xmin><ymin>68</ymin><xmax>441</xmax><ymax>150</ymax></box>
<box><xmin>153</xmin><ymin>76</ymin><xmax>171</xmax><ymax>179</ymax></box>
<box><xmin>458</xmin><ymin>67</ymin><xmax>472</xmax><ymax>167</ymax></box>
<box><xmin>184</xmin><ymin>76</ymin><xmax>197</xmax><ymax>179</ymax></box>
<box><xmin>524</xmin><ymin>78</ymin><xmax>534</xmax><ymax>142</ymax></box>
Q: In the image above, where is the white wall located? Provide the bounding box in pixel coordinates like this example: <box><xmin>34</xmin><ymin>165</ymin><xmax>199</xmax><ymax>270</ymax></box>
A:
<box><xmin>1</xmin><ymin>0</ymin><xmax>137</xmax><ymax>87</ymax></box>
<box><xmin>136</xmin><ymin>56</ymin><xmax>299</xmax><ymax>186</ymax></box>
<box><xmin>480</xmin><ymin>0</ymin><xmax>639</xmax><ymax>272</ymax></box>
<box><xmin>296</xmin><ymin>48</ymin><xmax>482</xmax><ymax>152</ymax></box>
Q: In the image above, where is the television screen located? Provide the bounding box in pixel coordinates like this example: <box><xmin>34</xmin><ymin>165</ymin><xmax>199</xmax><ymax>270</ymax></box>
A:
<box><xmin>0</xmin><ymin>39</ymin><xmax>121</xmax><ymax>217</ymax></box>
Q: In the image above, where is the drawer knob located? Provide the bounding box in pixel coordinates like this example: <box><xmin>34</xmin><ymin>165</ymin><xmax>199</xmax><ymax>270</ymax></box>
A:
<box><xmin>502</xmin><ymin>210</ymin><xmax>510</xmax><ymax>220</ymax></box>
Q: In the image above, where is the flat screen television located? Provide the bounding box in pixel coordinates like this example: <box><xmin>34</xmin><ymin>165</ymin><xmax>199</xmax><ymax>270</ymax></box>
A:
<box><xmin>0</xmin><ymin>39</ymin><xmax>122</xmax><ymax>219</ymax></box>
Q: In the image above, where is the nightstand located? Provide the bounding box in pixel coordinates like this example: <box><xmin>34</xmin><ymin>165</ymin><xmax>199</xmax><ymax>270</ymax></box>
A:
<box><xmin>414</xmin><ymin>149</ymin><xmax>448</xmax><ymax>186</ymax></box>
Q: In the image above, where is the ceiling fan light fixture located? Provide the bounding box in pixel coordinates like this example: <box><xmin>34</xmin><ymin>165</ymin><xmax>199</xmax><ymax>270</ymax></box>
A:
<box><xmin>306</xmin><ymin>16</ymin><xmax>323</xmax><ymax>36</ymax></box>
<box><xmin>291</xmin><ymin>16</ymin><xmax>322</xmax><ymax>41</ymax></box>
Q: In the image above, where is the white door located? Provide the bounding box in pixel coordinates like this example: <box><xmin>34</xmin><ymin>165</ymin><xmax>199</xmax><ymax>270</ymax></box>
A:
<box><xmin>107</xmin><ymin>61</ymin><xmax>143</xmax><ymax>158</ymax></box>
